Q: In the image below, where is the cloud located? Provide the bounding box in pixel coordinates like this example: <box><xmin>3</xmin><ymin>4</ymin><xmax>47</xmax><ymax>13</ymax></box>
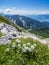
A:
<box><xmin>0</xmin><ymin>9</ymin><xmax>11</xmax><ymax>14</ymax></box>
<box><xmin>0</xmin><ymin>7</ymin><xmax>49</xmax><ymax>15</ymax></box>
<box><xmin>5</xmin><ymin>9</ymin><xmax>11</xmax><ymax>13</ymax></box>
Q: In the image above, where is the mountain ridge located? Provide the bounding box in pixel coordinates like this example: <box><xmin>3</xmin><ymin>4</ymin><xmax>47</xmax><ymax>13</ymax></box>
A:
<box><xmin>4</xmin><ymin>14</ymin><xmax>49</xmax><ymax>38</ymax></box>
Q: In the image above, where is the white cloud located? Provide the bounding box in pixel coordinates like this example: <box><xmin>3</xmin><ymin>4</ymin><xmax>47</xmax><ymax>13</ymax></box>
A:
<box><xmin>5</xmin><ymin>9</ymin><xmax>11</xmax><ymax>13</ymax></box>
<box><xmin>0</xmin><ymin>7</ymin><xmax>49</xmax><ymax>15</ymax></box>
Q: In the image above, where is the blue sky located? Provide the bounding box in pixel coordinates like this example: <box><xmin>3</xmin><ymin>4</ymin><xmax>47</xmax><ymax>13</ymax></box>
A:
<box><xmin>0</xmin><ymin>0</ymin><xmax>49</xmax><ymax>15</ymax></box>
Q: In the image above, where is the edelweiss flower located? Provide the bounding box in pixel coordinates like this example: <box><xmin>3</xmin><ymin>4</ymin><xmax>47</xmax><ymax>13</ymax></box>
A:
<box><xmin>12</xmin><ymin>44</ymin><xmax>16</xmax><ymax>48</ymax></box>
<box><xmin>12</xmin><ymin>42</ymin><xmax>16</xmax><ymax>48</ymax></box>
<box><xmin>27</xmin><ymin>47</ymin><xmax>32</xmax><ymax>52</ymax></box>
<box><xmin>12</xmin><ymin>42</ymin><xmax>15</xmax><ymax>45</ymax></box>
<box><xmin>33</xmin><ymin>44</ymin><xmax>36</xmax><ymax>46</ymax></box>
<box><xmin>23</xmin><ymin>44</ymin><xmax>26</xmax><ymax>47</ymax></box>
<box><xmin>17</xmin><ymin>44</ymin><xmax>21</xmax><ymax>48</ymax></box>
<box><xmin>31</xmin><ymin>45</ymin><xmax>35</xmax><ymax>50</ymax></box>
<box><xmin>22</xmin><ymin>48</ymin><xmax>26</xmax><ymax>53</ymax></box>
<box><xmin>6</xmin><ymin>48</ymin><xmax>10</xmax><ymax>52</ymax></box>
<box><xmin>26</xmin><ymin>42</ymin><xmax>30</xmax><ymax>46</ymax></box>
<box><xmin>24</xmin><ymin>46</ymin><xmax>29</xmax><ymax>50</ymax></box>
<box><xmin>16</xmin><ymin>39</ymin><xmax>21</xmax><ymax>43</ymax></box>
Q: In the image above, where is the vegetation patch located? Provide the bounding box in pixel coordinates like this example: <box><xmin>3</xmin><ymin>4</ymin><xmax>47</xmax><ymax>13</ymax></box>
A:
<box><xmin>0</xmin><ymin>38</ymin><xmax>49</xmax><ymax>65</ymax></box>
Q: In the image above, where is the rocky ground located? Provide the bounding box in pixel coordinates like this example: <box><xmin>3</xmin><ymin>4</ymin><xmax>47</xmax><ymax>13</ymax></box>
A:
<box><xmin>0</xmin><ymin>22</ymin><xmax>49</xmax><ymax>46</ymax></box>
<box><xmin>0</xmin><ymin>22</ymin><xmax>19</xmax><ymax>44</ymax></box>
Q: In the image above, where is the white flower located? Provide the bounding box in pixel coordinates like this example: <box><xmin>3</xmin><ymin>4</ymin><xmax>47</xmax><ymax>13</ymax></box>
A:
<box><xmin>6</xmin><ymin>48</ymin><xmax>10</xmax><ymax>52</ymax></box>
<box><xmin>23</xmin><ymin>44</ymin><xmax>26</xmax><ymax>47</ymax></box>
<box><xmin>25</xmin><ymin>46</ymin><xmax>32</xmax><ymax>52</ymax></box>
<box><xmin>12</xmin><ymin>44</ymin><xmax>16</xmax><ymax>48</ymax></box>
<box><xmin>17</xmin><ymin>44</ymin><xmax>21</xmax><ymax>48</ymax></box>
<box><xmin>31</xmin><ymin>45</ymin><xmax>35</xmax><ymax>50</ymax></box>
<box><xmin>12</xmin><ymin>42</ymin><xmax>16</xmax><ymax>45</ymax></box>
<box><xmin>24</xmin><ymin>46</ymin><xmax>29</xmax><ymax>50</ymax></box>
<box><xmin>28</xmin><ymin>48</ymin><xmax>32</xmax><ymax>52</ymax></box>
<box><xmin>22</xmin><ymin>45</ymin><xmax>32</xmax><ymax>53</ymax></box>
<box><xmin>12</xmin><ymin>43</ymin><xmax>16</xmax><ymax>48</ymax></box>
<box><xmin>22</xmin><ymin>48</ymin><xmax>26</xmax><ymax>53</ymax></box>
<box><xmin>26</xmin><ymin>42</ymin><xmax>30</xmax><ymax>46</ymax></box>
<box><xmin>33</xmin><ymin>44</ymin><xmax>36</xmax><ymax>46</ymax></box>
<box><xmin>16</xmin><ymin>39</ymin><xmax>21</xmax><ymax>43</ymax></box>
<box><xmin>12</xmin><ymin>42</ymin><xmax>15</xmax><ymax>45</ymax></box>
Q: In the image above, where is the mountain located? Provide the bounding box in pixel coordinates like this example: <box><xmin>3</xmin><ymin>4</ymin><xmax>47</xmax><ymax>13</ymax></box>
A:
<box><xmin>4</xmin><ymin>14</ymin><xmax>49</xmax><ymax>38</ymax></box>
<box><xmin>5</xmin><ymin>15</ymin><xmax>49</xmax><ymax>29</ymax></box>
<box><xmin>42</xmin><ymin>21</ymin><xmax>49</xmax><ymax>27</ymax></box>
<box><xmin>27</xmin><ymin>14</ymin><xmax>49</xmax><ymax>21</ymax></box>
<box><xmin>5</xmin><ymin>15</ymin><xmax>43</xmax><ymax>29</ymax></box>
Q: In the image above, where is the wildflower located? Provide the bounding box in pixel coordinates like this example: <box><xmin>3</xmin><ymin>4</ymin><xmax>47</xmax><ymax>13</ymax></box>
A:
<box><xmin>33</xmin><ymin>44</ymin><xmax>36</xmax><ymax>46</ymax></box>
<box><xmin>23</xmin><ymin>44</ymin><xmax>26</xmax><ymax>47</ymax></box>
<box><xmin>12</xmin><ymin>44</ymin><xmax>16</xmax><ymax>48</ymax></box>
<box><xmin>31</xmin><ymin>45</ymin><xmax>35</xmax><ymax>50</ymax></box>
<box><xmin>26</xmin><ymin>42</ymin><xmax>30</xmax><ymax>46</ymax></box>
<box><xmin>12</xmin><ymin>42</ymin><xmax>16</xmax><ymax>48</ymax></box>
<box><xmin>16</xmin><ymin>39</ymin><xmax>21</xmax><ymax>43</ymax></box>
<box><xmin>6</xmin><ymin>48</ymin><xmax>10</xmax><ymax>52</ymax></box>
<box><xmin>29</xmin><ymin>48</ymin><xmax>32</xmax><ymax>51</ymax></box>
<box><xmin>24</xmin><ymin>46</ymin><xmax>29</xmax><ymax>50</ymax></box>
<box><xmin>12</xmin><ymin>42</ymin><xmax>16</xmax><ymax>45</ymax></box>
<box><xmin>17</xmin><ymin>44</ymin><xmax>21</xmax><ymax>48</ymax></box>
<box><xmin>22</xmin><ymin>48</ymin><xmax>26</xmax><ymax>53</ymax></box>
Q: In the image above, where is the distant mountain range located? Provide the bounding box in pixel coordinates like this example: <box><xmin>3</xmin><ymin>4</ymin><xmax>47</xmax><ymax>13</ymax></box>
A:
<box><xmin>0</xmin><ymin>14</ymin><xmax>49</xmax><ymax>38</ymax></box>
<box><xmin>4</xmin><ymin>14</ymin><xmax>49</xmax><ymax>29</ymax></box>
<box><xmin>0</xmin><ymin>13</ymin><xmax>49</xmax><ymax>21</ymax></box>
<box><xmin>4</xmin><ymin>14</ymin><xmax>49</xmax><ymax>38</ymax></box>
<box><xmin>27</xmin><ymin>15</ymin><xmax>49</xmax><ymax>22</ymax></box>
<box><xmin>5</xmin><ymin>15</ymin><xmax>42</xmax><ymax>29</ymax></box>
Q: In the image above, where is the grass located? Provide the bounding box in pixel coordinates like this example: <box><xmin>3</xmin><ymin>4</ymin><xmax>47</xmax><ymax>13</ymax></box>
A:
<box><xmin>0</xmin><ymin>38</ymin><xmax>49</xmax><ymax>65</ymax></box>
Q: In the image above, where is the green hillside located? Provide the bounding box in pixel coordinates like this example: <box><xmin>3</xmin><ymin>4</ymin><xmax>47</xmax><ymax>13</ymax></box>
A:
<box><xmin>0</xmin><ymin>15</ymin><xmax>12</xmax><ymax>24</ymax></box>
<box><xmin>0</xmin><ymin>38</ymin><xmax>49</xmax><ymax>65</ymax></box>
